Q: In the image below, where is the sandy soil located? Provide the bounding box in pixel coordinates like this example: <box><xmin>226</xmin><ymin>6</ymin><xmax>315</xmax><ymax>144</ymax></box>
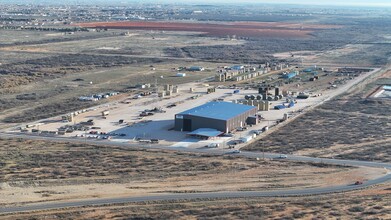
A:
<box><xmin>3</xmin><ymin>184</ymin><xmax>390</xmax><ymax>220</ymax></box>
<box><xmin>0</xmin><ymin>162</ymin><xmax>383</xmax><ymax>206</ymax></box>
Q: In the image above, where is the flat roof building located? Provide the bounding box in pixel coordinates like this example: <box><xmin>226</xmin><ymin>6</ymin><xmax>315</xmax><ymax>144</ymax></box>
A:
<box><xmin>175</xmin><ymin>102</ymin><xmax>257</xmax><ymax>133</ymax></box>
<box><xmin>188</xmin><ymin>66</ymin><xmax>205</xmax><ymax>71</ymax></box>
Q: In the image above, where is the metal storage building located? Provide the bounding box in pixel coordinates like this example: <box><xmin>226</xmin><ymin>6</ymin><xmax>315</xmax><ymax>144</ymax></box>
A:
<box><xmin>283</xmin><ymin>72</ymin><xmax>297</xmax><ymax>79</ymax></box>
<box><xmin>188</xmin><ymin>66</ymin><xmax>205</xmax><ymax>71</ymax></box>
<box><xmin>175</xmin><ymin>102</ymin><xmax>257</xmax><ymax>133</ymax></box>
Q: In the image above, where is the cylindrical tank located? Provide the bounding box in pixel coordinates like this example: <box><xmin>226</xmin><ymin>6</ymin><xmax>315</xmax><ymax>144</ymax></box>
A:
<box><xmin>164</xmin><ymin>84</ymin><xmax>170</xmax><ymax>91</ymax></box>
<box><xmin>260</xmin><ymin>101</ymin><xmax>265</xmax><ymax>111</ymax></box>
<box><xmin>275</xmin><ymin>87</ymin><xmax>280</xmax><ymax>96</ymax></box>
<box><xmin>265</xmin><ymin>101</ymin><xmax>270</xmax><ymax>111</ymax></box>
<box><xmin>250</xmin><ymin>95</ymin><xmax>256</xmax><ymax>100</ymax></box>
<box><xmin>257</xmin><ymin>103</ymin><xmax>262</xmax><ymax>111</ymax></box>
<box><xmin>257</xmin><ymin>95</ymin><xmax>262</xmax><ymax>100</ymax></box>
<box><xmin>245</xmin><ymin>95</ymin><xmax>251</xmax><ymax>100</ymax></box>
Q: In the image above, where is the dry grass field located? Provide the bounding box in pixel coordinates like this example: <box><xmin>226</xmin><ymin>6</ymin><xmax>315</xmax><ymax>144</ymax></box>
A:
<box><xmin>75</xmin><ymin>21</ymin><xmax>339</xmax><ymax>39</ymax></box>
<box><xmin>245</xmin><ymin>71</ymin><xmax>391</xmax><ymax>162</ymax></box>
<box><xmin>3</xmin><ymin>184</ymin><xmax>390</xmax><ymax>220</ymax></box>
<box><xmin>0</xmin><ymin>29</ymin><xmax>242</xmax><ymax>125</ymax></box>
<box><xmin>1</xmin><ymin>138</ymin><xmax>381</xmax><ymax>207</ymax></box>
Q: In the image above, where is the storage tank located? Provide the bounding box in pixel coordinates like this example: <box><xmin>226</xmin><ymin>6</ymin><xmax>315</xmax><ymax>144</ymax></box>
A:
<box><xmin>260</xmin><ymin>101</ymin><xmax>265</xmax><ymax>111</ymax></box>
<box><xmin>262</xmin><ymin>93</ymin><xmax>268</xmax><ymax>100</ymax></box>
<box><xmin>250</xmin><ymin>95</ymin><xmax>256</xmax><ymax>100</ymax></box>
<box><xmin>257</xmin><ymin>95</ymin><xmax>262</xmax><ymax>100</ymax></box>
<box><xmin>265</xmin><ymin>101</ymin><xmax>270</xmax><ymax>111</ymax></box>
<box><xmin>158</xmin><ymin>92</ymin><xmax>165</xmax><ymax>97</ymax></box>
<box><xmin>275</xmin><ymin>87</ymin><xmax>280</xmax><ymax>96</ymax></box>
<box><xmin>258</xmin><ymin>101</ymin><xmax>263</xmax><ymax>111</ymax></box>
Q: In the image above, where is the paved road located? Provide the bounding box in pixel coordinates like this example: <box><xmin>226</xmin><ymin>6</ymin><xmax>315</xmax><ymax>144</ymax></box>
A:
<box><xmin>0</xmin><ymin>132</ymin><xmax>390</xmax><ymax>215</ymax></box>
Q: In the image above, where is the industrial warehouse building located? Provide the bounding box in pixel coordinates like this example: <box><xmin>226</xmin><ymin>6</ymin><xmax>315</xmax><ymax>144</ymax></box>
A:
<box><xmin>175</xmin><ymin>102</ymin><xmax>257</xmax><ymax>133</ymax></box>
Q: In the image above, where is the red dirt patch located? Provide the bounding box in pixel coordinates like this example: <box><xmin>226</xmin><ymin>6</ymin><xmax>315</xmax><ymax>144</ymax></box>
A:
<box><xmin>74</xmin><ymin>21</ymin><xmax>339</xmax><ymax>39</ymax></box>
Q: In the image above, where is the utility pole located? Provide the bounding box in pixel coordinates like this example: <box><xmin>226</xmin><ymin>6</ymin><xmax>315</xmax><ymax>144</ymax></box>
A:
<box><xmin>154</xmin><ymin>76</ymin><xmax>158</xmax><ymax>93</ymax></box>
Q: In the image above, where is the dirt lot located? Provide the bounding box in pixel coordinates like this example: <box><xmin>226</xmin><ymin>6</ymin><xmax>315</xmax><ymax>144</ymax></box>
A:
<box><xmin>3</xmin><ymin>185</ymin><xmax>390</xmax><ymax>220</ymax></box>
<box><xmin>245</xmin><ymin>71</ymin><xmax>391</xmax><ymax>162</ymax></box>
<box><xmin>0</xmin><ymin>138</ymin><xmax>382</xmax><ymax>206</ymax></box>
<box><xmin>0</xmin><ymin>28</ymin><xmax>242</xmax><ymax>125</ymax></box>
<box><xmin>76</xmin><ymin>21</ymin><xmax>339</xmax><ymax>39</ymax></box>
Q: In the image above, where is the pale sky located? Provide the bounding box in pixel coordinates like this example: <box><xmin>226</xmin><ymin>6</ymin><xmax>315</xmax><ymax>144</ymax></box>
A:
<box><xmin>1</xmin><ymin>0</ymin><xmax>391</xmax><ymax>7</ymax></box>
<box><xmin>171</xmin><ymin>0</ymin><xmax>391</xmax><ymax>6</ymax></box>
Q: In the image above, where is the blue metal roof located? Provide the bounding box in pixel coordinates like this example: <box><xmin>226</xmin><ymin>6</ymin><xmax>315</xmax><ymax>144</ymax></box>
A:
<box><xmin>178</xmin><ymin>101</ymin><xmax>256</xmax><ymax>121</ymax></box>
<box><xmin>188</xmin><ymin>66</ymin><xmax>203</xmax><ymax>71</ymax></box>
<box><xmin>231</xmin><ymin>65</ymin><xmax>244</xmax><ymax>70</ymax></box>
<box><xmin>283</xmin><ymin>72</ymin><xmax>296</xmax><ymax>79</ymax></box>
<box><xmin>188</xmin><ymin>128</ymin><xmax>223</xmax><ymax>137</ymax></box>
<box><xmin>383</xmin><ymin>85</ymin><xmax>391</xmax><ymax>91</ymax></box>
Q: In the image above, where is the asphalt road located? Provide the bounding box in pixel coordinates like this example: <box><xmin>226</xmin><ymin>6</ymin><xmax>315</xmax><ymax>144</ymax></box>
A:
<box><xmin>0</xmin><ymin>132</ymin><xmax>390</xmax><ymax>215</ymax></box>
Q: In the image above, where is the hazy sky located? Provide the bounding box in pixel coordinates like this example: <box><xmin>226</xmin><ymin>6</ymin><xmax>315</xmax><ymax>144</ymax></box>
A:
<box><xmin>172</xmin><ymin>0</ymin><xmax>391</xmax><ymax>6</ymax></box>
<box><xmin>1</xmin><ymin>0</ymin><xmax>391</xmax><ymax>7</ymax></box>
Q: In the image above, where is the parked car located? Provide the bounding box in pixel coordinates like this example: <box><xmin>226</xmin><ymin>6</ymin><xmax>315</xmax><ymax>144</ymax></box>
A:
<box><xmin>230</xmin><ymin>149</ymin><xmax>241</xmax><ymax>154</ymax></box>
<box><xmin>206</xmin><ymin>143</ymin><xmax>219</xmax><ymax>148</ymax></box>
<box><xmin>150</xmin><ymin>139</ymin><xmax>159</xmax><ymax>144</ymax></box>
<box><xmin>252</xmin><ymin>130</ymin><xmax>262</xmax><ymax>135</ymax></box>
<box><xmin>278</xmin><ymin>154</ymin><xmax>288</xmax><ymax>159</ymax></box>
